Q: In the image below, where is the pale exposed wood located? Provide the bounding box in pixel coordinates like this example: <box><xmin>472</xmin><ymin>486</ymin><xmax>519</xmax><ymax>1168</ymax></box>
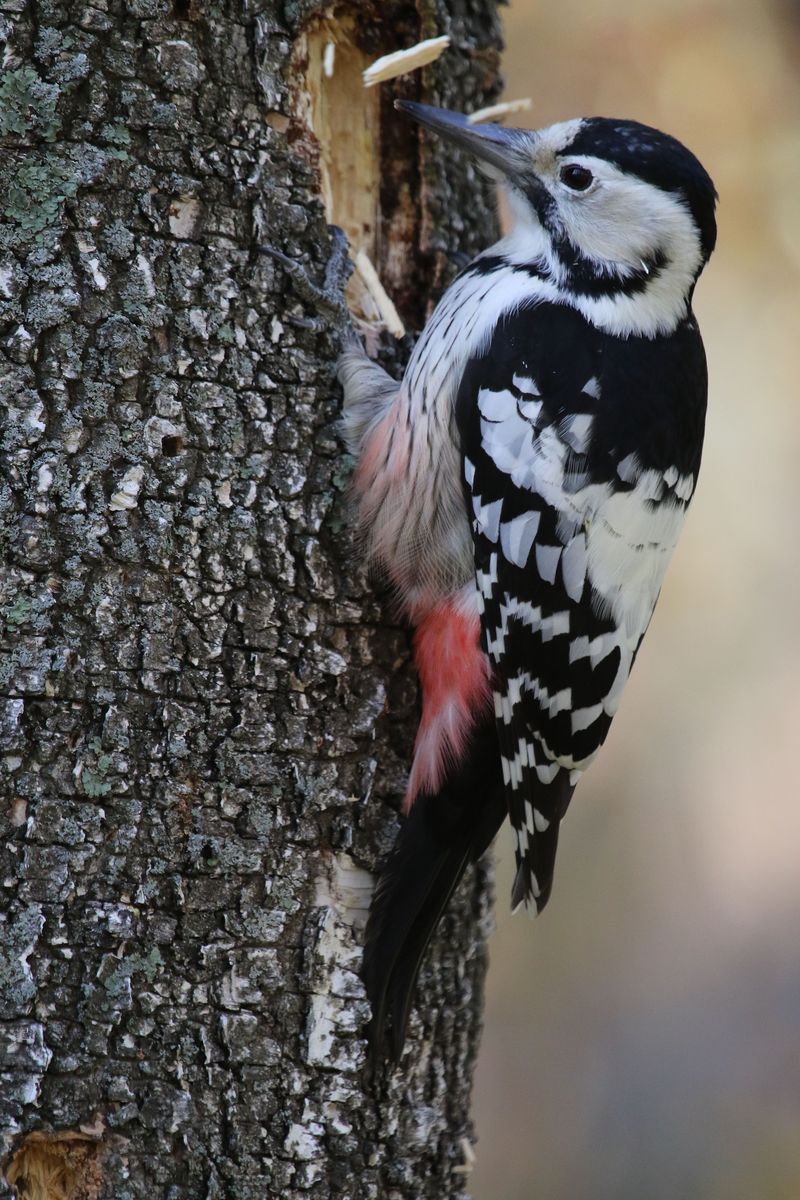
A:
<box><xmin>4</xmin><ymin>1130</ymin><xmax>104</xmax><ymax>1200</ymax></box>
<box><xmin>355</xmin><ymin>250</ymin><xmax>406</xmax><ymax>337</ymax></box>
<box><xmin>294</xmin><ymin>17</ymin><xmax>385</xmax><ymax>324</ymax></box>
<box><xmin>295</xmin><ymin>17</ymin><xmax>379</xmax><ymax>261</ymax></box>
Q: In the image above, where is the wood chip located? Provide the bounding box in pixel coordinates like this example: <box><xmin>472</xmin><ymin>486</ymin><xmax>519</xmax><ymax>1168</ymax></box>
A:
<box><xmin>467</xmin><ymin>97</ymin><xmax>533</xmax><ymax>125</ymax></box>
<box><xmin>363</xmin><ymin>36</ymin><xmax>450</xmax><ymax>88</ymax></box>
<box><xmin>354</xmin><ymin>251</ymin><xmax>405</xmax><ymax>338</ymax></box>
<box><xmin>452</xmin><ymin>1136</ymin><xmax>477</xmax><ymax>1176</ymax></box>
<box><xmin>323</xmin><ymin>41</ymin><xmax>335</xmax><ymax>78</ymax></box>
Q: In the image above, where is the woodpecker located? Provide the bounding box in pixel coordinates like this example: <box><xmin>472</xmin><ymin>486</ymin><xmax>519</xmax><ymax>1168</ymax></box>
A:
<box><xmin>339</xmin><ymin>100</ymin><xmax>717</xmax><ymax>1061</ymax></box>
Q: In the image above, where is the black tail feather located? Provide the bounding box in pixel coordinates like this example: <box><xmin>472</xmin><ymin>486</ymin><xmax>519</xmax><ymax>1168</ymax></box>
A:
<box><xmin>362</xmin><ymin>719</ymin><xmax>506</xmax><ymax>1065</ymax></box>
<box><xmin>510</xmin><ymin>769</ymin><xmax>575</xmax><ymax>913</ymax></box>
<box><xmin>386</xmin><ymin>842</ymin><xmax>472</xmax><ymax>1062</ymax></box>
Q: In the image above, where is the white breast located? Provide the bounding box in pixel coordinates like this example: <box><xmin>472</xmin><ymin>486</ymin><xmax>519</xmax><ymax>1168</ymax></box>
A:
<box><xmin>387</xmin><ymin>261</ymin><xmax>554</xmax><ymax>611</ymax></box>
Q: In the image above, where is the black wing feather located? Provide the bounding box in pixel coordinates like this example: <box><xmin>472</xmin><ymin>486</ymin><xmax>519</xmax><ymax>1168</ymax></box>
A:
<box><xmin>456</xmin><ymin>301</ymin><xmax>707</xmax><ymax>912</ymax></box>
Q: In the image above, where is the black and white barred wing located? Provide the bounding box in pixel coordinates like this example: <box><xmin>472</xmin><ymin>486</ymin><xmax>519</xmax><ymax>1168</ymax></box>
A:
<box><xmin>455</xmin><ymin>304</ymin><xmax>702</xmax><ymax>913</ymax></box>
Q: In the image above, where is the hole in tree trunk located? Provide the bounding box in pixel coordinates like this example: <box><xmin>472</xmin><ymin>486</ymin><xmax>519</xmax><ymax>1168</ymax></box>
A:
<box><xmin>290</xmin><ymin>6</ymin><xmax>427</xmax><ymax>331</ymax></box>
<box><xmin>3</xmin><ymin>1130</ymin><xmax>104</xmax><ymax>1200</ymax></box>
<box><xmin>161</xmin><ymin>434</ymin><xmax>184</xmax><ymax>456</ymax></box>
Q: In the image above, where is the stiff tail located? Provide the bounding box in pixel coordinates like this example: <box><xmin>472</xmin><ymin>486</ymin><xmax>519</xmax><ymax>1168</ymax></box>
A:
<box><xmin>362</xmin><ymin>718</ymin><xmax>506</xmax><ymax>1064</ymax></box>
<box><xmin>509</xmin><ymin>768</ymin><xmax>576</xmax><ymax>913</ymax></box>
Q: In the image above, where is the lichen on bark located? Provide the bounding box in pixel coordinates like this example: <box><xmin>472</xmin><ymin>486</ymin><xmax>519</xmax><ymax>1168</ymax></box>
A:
<box><xmin>0</xmin><ymin>1</ymin><xmax>503</xmax><ymax>1196</ymax></box>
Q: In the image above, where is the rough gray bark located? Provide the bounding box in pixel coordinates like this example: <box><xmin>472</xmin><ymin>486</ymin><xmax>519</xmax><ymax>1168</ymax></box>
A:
<box><xmin>0</xmin><ymin>1</ymin><xmax>503</xmax><ymax>1196</ymax></box>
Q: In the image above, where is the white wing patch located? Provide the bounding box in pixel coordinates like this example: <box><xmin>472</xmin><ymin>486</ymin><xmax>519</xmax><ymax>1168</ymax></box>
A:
<box><xmin>476</xmin><ymin>383</ymin><xmax>694</xmax><ymax>733</ymax></box>
<box><xmin>500</xmin><ymin>511</ymin><xmax>541</xmax><ymax>567</ymax></box>
<box><xmin>560</xmin><ymin>532</ymin><xmax>588</xmax><ymax>601</ymax></box>
<box><xmin>530</xmin><ymin>804</ymin><xmax>550</xmax><ymax>832</ymax></box>
<box><xmin>518</xmin><ymin>397</ymin><xmax>543</xmax><ymax>422</ymax></box>
<box><xmin>673</xmin><ymin>472</ymin><xmax>694</xmax><ymax>501</ymax></box>
<box><xmin>512</xmin><ymin>372</ymin><xmax>541</xmax><ymax>396</ymax></box>
<box><xmin>616</xmin><ymin>452</ymin><xmax>639</xmax><ymax>484</ymax></box>
<box><xmin>478</xmin><ymin>386</ymin><xmax>518</xmax><ymax>420</ymax></box>
<box><xmin>534</xmin><ymin>543</ymin><xmax>561</xmax><ymax>584</ymax></box>
<box><xmin>501</xmin><ymin>731</ymin><xmax>564</xmax><ymax>790</ymax></box>
<box><xmin>560</xmin><ymin>413</ymin><xmax>594</xmax><ymax>453</ymax></box>
<box><xmin>472</xmin><ymin>495</ymin><xmax>502</xmax><ymax>541</ymax></box>
<box><xmin>571</xmin><ymin>703</ymin><xmax>604</xmax><ymax>733</ymax></box>
<box><xmin>476</xmin><ymin>553</ymin><xmax>498</xmax><ymax>599</ymax></box>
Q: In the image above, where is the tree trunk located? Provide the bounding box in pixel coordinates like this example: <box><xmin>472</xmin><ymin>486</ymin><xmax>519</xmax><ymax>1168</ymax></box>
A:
<box><xmin>0</xmin><ymin>1</ymin><xmax>502</xmax><ymax>1197</ymax></box>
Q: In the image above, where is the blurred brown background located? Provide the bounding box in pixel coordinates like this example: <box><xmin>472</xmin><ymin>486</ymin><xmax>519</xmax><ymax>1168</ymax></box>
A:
<box><xmin>472</xmin><ymin>1</ymin><xmax>800</xmax><ymax>1197</ymax></box>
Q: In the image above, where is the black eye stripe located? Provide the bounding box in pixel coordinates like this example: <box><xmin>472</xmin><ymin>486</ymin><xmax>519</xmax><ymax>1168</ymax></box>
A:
<box><xmin>560</xmin><ymin>164</ymin><xmax>594</xmax><ymax>191</ymax></box>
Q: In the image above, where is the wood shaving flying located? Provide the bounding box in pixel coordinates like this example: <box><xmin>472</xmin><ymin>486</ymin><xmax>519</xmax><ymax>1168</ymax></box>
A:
<box><xmin>363</xmin><ymin>36</ymin><xmax>450</xmax><ymax>88</ymax></box>
<box><xmin>467</xmin><ymin>98</ymin><xmax>533</xmax><ymax>125</ymax></box>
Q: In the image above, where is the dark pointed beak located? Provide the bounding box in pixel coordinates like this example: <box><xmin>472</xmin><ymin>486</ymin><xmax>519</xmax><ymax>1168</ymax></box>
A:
<box><xmin>395</xmin><ymin>100</ymin><xmax>531</xmax><ymax>181</ymax></box>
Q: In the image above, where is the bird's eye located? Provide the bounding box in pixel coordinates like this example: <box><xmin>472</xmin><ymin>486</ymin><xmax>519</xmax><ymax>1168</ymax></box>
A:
<box><xmin>559</xmin><ymin>164</ymin><xmax>594</xmax><ymax>191</ymax></box>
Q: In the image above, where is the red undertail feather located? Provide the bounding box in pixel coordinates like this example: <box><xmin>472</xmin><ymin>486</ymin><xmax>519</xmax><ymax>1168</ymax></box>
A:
<box><xmin>404</xmin><ymin>605</ymin><xmax>492</xmax><ymax>812</ymax></box>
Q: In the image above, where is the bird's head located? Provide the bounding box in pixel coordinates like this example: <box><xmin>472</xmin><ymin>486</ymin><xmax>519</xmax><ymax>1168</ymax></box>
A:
<box><xmin>397</xmin><ymin>101</ymin><xmax>717</xmax><ymax>329</ymax></box>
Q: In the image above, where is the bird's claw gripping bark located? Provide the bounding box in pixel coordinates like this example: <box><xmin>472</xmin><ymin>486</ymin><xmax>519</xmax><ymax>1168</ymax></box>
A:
<box><xmin>260</xmin><ymin>225</ymin><xmax>352</xmax><ymax>332</ymax></box>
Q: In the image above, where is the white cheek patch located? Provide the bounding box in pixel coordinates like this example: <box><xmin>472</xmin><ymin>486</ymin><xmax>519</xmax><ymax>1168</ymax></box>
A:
<box><xmin>539</xmin><ymin>156</ymin><xmax>704</xmax><ymax>337</ymax></box>
<box><xmin>554</xmin><ymin>159</ymin><xmax>699</xmax><ymax>270</ymax></box>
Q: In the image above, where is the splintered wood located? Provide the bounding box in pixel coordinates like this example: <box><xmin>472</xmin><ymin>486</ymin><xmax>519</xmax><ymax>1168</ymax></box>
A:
<box><xmin>296</xmin><ymin>23</ymin><xmax>451</xmax><ymax>335</ymax></box>
<box><xmin>3</xmin><ymin>1130</ymin><xmax>104</xmax><ymax>1200</ymax></box>
<box><xmin>322</xmin><ymin>41</ymin><xmax>335</xmax><ymax>78</ymax></box>
<box><xmin>355</xmin><ymin>251</ymin><xmax>405</xmax><ymax>338</ymax></box>
<box><xmin>356</xmin><ymin>34</ymin><xmax>452</xmax><ymax>334</ymax></box>
<box><xmin>363</xmin><ymin>35</ymin><xmax>450</xmax><ymax>87</ymax></box>
<box><xmin>468</xmin><ymin>97</ymin><xmax>533</xmax><ymax>124</ymax></box>
<box><xmin>293</xmin><ymin>19</ymin><xmax>379</xmax><ymax>256</ymax></box>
